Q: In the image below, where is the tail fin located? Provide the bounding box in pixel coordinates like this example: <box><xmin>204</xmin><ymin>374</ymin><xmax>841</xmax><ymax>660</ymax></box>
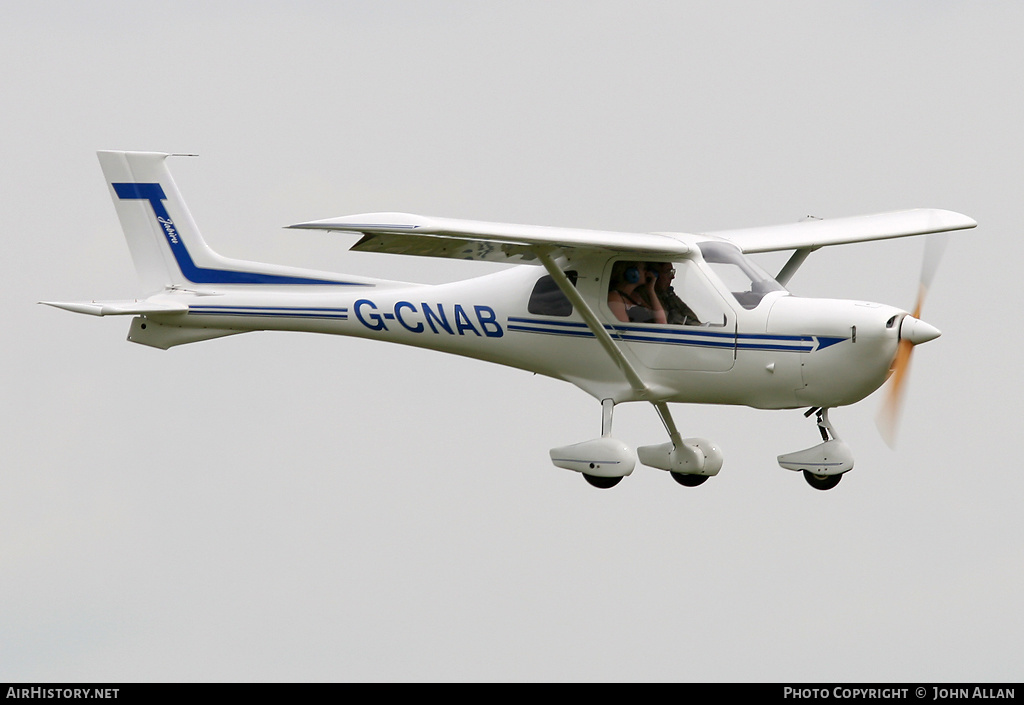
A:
<box><xmin>98</xmin><ymin>151</ymin><xmax>194</xmax><ymax>292</ymax></box>
<box><xmin>97</xmin><ymin>151</ymin><xmax>360</xmax><ymax>291</ymax></box>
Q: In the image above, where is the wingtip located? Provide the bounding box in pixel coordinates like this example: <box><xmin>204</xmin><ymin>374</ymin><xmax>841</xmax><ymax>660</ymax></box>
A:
<box><xmin>39</xmin><ymin>301</ymin><xmax>104</xmax><ymax>316</ymax></box>
<box><xmin>931</xmin><ymin>209</ymin><xmax>977</xmax><ymax>230</ymax></box>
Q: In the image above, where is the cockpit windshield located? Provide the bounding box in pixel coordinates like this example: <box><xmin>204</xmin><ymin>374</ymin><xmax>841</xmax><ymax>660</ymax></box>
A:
<box><xmin>698</xmin><ymin>241</ymin><xmax>786</xmax><ymax>310</ymax></box>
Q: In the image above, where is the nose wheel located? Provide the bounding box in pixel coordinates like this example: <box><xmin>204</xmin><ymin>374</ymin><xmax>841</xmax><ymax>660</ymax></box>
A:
<box><xmin>778</xmin><ymin>408</ymin><xmax>853</xmax><ymax>491</ymax></box>
<box><xmin>802</xmin><ymin>469</ymin><xmax>842</xmax><ymax>491</ymax></box>
<box><xmin>804</xmin><ymin>408</ymin><xmax>843</xmax><ymax>490</ymax></box>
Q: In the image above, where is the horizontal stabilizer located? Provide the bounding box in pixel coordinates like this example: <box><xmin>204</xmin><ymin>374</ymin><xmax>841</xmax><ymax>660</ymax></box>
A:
<box><xmin>40</xmin><ymin>300</ymin><xmax>188</xmax><ymax>317</ymax></box>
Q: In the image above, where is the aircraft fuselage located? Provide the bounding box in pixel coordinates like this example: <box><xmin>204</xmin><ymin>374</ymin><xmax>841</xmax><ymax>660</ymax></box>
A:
<box><xmin>134</xmin><ymin>259</ymin><xmax>904</xmax><ymax>410</ymax></box>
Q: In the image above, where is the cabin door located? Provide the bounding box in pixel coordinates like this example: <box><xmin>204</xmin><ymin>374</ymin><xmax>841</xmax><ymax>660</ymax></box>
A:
<box><xmin>607</xmin><ymin>259</ymin><xmax>736</xmax><ymax>372</ymax></box>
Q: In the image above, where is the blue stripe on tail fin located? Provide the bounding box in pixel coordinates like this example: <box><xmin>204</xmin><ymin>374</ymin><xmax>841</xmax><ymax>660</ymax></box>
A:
<box><xmin>98</xmin><ymin>151</ymin><xmax>369</xmax><ymax>291</ymax></box>
<box><xmin>112</xmin><ymin>181</ymin><xmax>348</xmax><ymax>285</ymax></box>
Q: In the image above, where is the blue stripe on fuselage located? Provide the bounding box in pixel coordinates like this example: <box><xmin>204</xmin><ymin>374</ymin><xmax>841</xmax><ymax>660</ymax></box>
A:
<box><xmin>187</xmin><ymin>304</ymin><xmax>349</xmax><ymax>320</ymax></box>
<box><xmin>507</xmin><ymin>316</ymin><xmax>847</xmax><ymax>353</ymax></box>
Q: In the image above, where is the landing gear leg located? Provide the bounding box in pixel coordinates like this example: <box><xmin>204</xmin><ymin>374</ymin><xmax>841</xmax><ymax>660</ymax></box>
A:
<box><xmin>810</xmin><ymin>406</ymin><xmax>831</xmax><ymax>443</ymax></box>
<box><xmin>580</xmin><ymin>399</ymin><xmax>626</xmax><ymax>489</ymax></box>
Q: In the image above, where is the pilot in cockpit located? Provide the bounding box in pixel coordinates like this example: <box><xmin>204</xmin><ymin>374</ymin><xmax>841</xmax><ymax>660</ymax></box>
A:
<box><xmin>650</xmin><ymin>262</ymin><xmax>700</xmax><ymax>325</ymax></box>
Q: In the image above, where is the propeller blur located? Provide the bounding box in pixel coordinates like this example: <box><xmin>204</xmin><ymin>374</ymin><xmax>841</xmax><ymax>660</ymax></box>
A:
<box><xmin>876</xmin><ymin>233</ymin><xmax>951</xmax><ymax>448</ymax></box>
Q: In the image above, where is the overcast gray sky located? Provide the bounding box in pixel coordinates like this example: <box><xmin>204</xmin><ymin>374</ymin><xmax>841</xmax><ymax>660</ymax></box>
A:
<box><xmin>2</xmin><ymin>1</ymin><xmax>1022</xmax><ymax>682</ymax></box>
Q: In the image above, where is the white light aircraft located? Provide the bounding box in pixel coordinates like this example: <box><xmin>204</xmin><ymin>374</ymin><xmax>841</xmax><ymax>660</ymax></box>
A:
<box><xmin>45</xmin><ymin>151</ymin><xmax>976</xmax><ymax>490</ymax></box>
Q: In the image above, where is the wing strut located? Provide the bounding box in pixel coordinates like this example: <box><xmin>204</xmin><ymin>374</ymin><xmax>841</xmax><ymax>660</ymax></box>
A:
<box><xmin>775</xmin><ymin>247</ymin><xmax>817</xmax><ymax>286</ymax></box>
<box><xmin>534</xmin><ymin>249</ymin><xmax>651</xmax><ymax>399</ymax></box>
<box><xmin>653</xmin><ymin>401</ymin><xmax>684</xmax><ymax>447</ymax></box>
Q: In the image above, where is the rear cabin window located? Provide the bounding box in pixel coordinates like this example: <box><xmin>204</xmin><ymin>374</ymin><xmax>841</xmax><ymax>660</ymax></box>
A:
<box><xmin>528</xmin><ymin>272</ymin><xmax>578</xmax><ymax>316</ymax></box>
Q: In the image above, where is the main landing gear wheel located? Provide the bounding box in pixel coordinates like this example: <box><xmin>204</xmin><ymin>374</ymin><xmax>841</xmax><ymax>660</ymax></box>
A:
<box><xmin>803</xmin><ymin>470</ymin><xmax>842</xmax><ymax>491</ymax></box>
<box><xmin>670</xmin><ymin>471</ymin><xmax>709</xmax><ymax>487</ymax></box>
<box><xmin>583</xmin><ymin>474</ymin><xmax>622</xmax><ymax>489</ymax></box>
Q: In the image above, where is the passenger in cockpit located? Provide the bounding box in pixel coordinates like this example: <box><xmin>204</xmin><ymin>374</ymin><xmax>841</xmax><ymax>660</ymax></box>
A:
<box><xmin>608</xmin><ymin>261</ymin><xmax>666</xmax><ymax>324</ymax></box>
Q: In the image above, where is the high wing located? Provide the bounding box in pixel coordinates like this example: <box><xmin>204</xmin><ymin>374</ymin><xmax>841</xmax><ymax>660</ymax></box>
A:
<box><xmin>701</xmin><ymin>208</ymin><xmax>976</xmax><ymax>254</ymax></box>
<box><xmin>288</xmin><ymin>212</ymin><xmax>691</xmax><ymax>264</ymax></box>
<box><xmin>290</xmin><ymin>209</ymin><xmax>975</xmax><ymax>262</ymax></box>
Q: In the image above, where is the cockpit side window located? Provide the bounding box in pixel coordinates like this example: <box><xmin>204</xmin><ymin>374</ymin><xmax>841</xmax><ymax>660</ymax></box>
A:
<box><xmin>668</xmin><ymin>259</ymin><xmax>730</xmax><ymax>326</ymax></box>
<box><xmin>605</xmin><ymin>259</ymin><xmax>729</xmax><ymax>327</ymax></box>
<box><xmin>698</xmin><ymin>241</ymin><xmax>786</xmax><ymax>310</ymax></box>
<box><xmin>528</xmin><ymin>271</ymin><xmax>578</xmax><ymax>316</ymax></box>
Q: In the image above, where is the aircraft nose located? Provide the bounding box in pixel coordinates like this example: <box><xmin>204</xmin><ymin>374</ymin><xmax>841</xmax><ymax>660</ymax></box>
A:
<box><xmin>899</xmin><ymin>315</ymin><xmax>941</xmax><ymax>345</ymax></box>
